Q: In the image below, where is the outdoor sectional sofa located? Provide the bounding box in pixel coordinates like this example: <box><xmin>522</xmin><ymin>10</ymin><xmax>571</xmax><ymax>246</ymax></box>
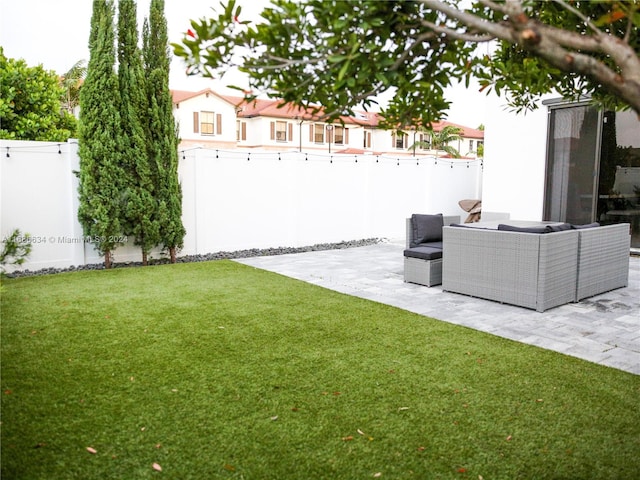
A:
<box><xmin>441</xmin><ymin>222</ymin><xmax>630</xmax><ymax>312</ymax></box>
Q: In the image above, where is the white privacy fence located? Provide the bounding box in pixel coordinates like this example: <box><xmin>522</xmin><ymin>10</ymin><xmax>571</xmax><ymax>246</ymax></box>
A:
<box><xmin>1</xmin><ymin>140</ymin><xmax>482</xmax><ymax>272</ymax></box>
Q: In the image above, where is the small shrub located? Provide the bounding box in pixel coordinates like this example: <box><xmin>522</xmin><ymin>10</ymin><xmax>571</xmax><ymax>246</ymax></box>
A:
<box><xmin>1</xmin><ymin>229</ymin><xmax>32</xmax><ymax>273</ymax></box>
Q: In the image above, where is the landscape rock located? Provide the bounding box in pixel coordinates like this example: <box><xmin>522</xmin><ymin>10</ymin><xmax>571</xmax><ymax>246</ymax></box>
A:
<box><xmin>4</xmin><ymin>238</ymin><xmax>383</xmax><ymax>278</ymax></box>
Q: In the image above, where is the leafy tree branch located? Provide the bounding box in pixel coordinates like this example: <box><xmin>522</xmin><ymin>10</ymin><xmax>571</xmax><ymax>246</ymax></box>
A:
<box><xmin>174</xmin><ymin>0</ymin><xmax>640</xmax><ymax>128</ymax></box>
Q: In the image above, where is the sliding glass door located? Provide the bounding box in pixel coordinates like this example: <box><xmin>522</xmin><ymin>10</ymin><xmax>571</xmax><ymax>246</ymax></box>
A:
<box><xmin>544</xmin><ymin>101</ymin><xmax>640</xmax><ymax>250</ymax></box>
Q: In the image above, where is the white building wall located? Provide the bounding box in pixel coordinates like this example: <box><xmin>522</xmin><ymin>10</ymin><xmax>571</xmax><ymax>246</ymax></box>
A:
<box><xmin>237</xmin><ymin>117</ymin><xmax>261</xmax><ymax>147</ymax></box>
<box><xmin>347</xmin><ymin>125</ymin><xmax>366</xmax><ymax>151</ymax></box>
<box><xmin>374</xmin><ymin>129</ymin><xmax>393</xmax><ymax>152</ymax></box>
<box><xmin>174</xmin><ymin>92</ymin><xmax>238</xmax><ymax>145</ymax></box>
<box><xmin>482</xmin><ymin>97</ymin><xmax>550</xmax><ymax>220</ymax></box>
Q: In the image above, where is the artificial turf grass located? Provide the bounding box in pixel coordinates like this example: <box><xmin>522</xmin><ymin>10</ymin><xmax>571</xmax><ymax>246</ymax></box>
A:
<box><xmin>1</xmin><ymin>260</ymin><xmax>639</xmax><ymax>479</ymax></box>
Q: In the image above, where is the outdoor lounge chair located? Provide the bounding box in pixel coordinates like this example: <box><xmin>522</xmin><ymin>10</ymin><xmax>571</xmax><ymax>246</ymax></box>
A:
<box><xmin>404</xmin><ymin>213</ymin><xmax>459</xmax><ymax>287</ymax></box>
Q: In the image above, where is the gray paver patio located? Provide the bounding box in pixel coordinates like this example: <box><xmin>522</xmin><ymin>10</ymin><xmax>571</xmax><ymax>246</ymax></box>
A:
<box><xmin>235</xmin><ymin>238</ymin><xmax>640</xmax><ymax>375</ymax></box>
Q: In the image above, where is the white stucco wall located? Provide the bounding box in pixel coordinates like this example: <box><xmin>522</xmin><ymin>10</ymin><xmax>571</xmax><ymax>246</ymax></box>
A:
<box><xmin>482</xmin><ymin>96</ymin><xmax>551</xmax><ymax>220</ymax></box>
<box><xmin>1</xmin><ymin>140</ymin><xmax>483</xmax><ymax>272</ymax></box>
<box><xmin>0</xmin><ymin>140</ymin><xmax>85</xmax><ymax>269</ymax></box>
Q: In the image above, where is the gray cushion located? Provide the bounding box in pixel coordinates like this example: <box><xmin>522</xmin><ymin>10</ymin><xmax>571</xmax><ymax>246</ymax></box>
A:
<box><xmin>545</xmin><ymin>223</ymin><xmax>572</xmax><ymax>232</ymax></box>
<box><xmin>411</xmin><ymin>214</ymin><xmax>444</xmax><ymax>247</ymax></box>
<box><xmin>571</xmin><ymin>222</ymin><xmax>600</xmax><ymax>229</ymax></box>
<box><xmin>417</xmin><ymin>241</ymin><xmax>443</xmax><ymax>249</ymax></box>
<box><xmin>497</xmin><ymin>224</ymin><xmax>548</xmax><ymax>234</ymax></box>
<box><xmin>450</xmin><ymin>223</ymin><xmax>492</xmax><ymax>230</ymax></box>
<box><xmin>404</xmin><ymin>246</ymin><xmax>443</xmax><ymax>260</ymax></box>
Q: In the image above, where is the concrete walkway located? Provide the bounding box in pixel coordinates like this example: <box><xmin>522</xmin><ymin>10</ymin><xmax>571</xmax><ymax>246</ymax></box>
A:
<box><xmin>235</xmin><ymin>239</ymin><xmax>640</xmax><ymax>375</ymax></box>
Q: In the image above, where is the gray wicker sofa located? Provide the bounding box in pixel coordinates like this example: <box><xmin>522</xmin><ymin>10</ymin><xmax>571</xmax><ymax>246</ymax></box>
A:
<box><xmin>403</xmin><ymin>214</ymin><xmax>460</xmax><ymax>287</ymax></box>
<box><xmin>441</xmin><ymin>222</ymin><xmax>630</xmax><ymax>312</ymax></box>
<box><xmin>574</xmin><ymin>223</ymin><xmax>631</xmax><ymax>300</ymax></box>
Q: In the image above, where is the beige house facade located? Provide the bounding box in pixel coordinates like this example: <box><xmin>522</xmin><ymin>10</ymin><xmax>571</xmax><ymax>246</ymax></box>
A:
<box><xmin>172</xmin><ymin>88</ymin><xmax>484</xmax><ymax>157</ymax></box>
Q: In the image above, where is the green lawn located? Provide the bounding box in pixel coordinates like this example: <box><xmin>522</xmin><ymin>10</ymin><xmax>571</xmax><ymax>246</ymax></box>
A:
<box><xmin>1</xmin><ymin>261</ymin><xmax>639</xmax><ymax>479</ymax></box>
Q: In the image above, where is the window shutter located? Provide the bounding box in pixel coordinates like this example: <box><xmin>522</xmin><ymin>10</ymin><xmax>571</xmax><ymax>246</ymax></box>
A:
<box><xmin>241</xmin><ymin>122</ymin><xmax>247</xmax><ymax>141</ymax></box>
<box><xmin>288</xmin><ymin>123</ymin><xmax>293</xmax><ymax>142</ymax></box>
<box><xmin>309</xmin><ymin>124</ymin><xmax>314</xmax><ymax>141</ymax></box>
<box><xmin>216</xmin><ymin>114</ymin><xmax>222</xmax><ymax>134</ymax></box>
<box><xmin>345</xmin><ymin>128</ymin><xmax>349</xmax><ymax>144</ymax></box>
<box><xmin>193</xmin><ymin>112</ymin><xmax>199</xmax><ymax>133</ymax></box>
<box><xmin>270</xmin><ymin>122</ymin><xmax>275</xmax><ymax>140</ymax></box>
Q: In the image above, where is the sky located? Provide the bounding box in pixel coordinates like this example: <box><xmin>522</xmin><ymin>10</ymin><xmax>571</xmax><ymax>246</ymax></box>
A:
<box><xmin>0</xmin><ymin>0</ymin><xmax>489</xmax><ymax>128</ymax></box>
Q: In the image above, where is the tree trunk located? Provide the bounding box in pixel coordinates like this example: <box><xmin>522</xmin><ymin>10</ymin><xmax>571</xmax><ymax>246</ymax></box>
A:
<box><xmin>169</xmin><ymin>246</ymin><xmax>176</xmax><ymax>264</ymax></box>
<box><xmin>104</xmin><ymin>250</ymin><xmax>112</xmax><ymax>269</ymax></box>
<box><xmin>142</xmin><ymin>251</ymin><xmax>148</xmax><ymax>266</ymax></box>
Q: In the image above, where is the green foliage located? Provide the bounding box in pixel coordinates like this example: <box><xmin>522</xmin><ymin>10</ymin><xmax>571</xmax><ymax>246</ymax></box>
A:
<box><xmin>79</xmin><ymin>0</ymin><xmax>184</xmax><ymax>267</ymax></box>
<box><xmin>0</xmin><ymin>229</ymin><xmax>32</xmax><ymax>272</ymax></box>
<box><xmin>409</xmin><ymin>125</ymin><xmax>463</xmax><ymax>158</ymax></box>
<box><xmin>174</xmin><ymin>0</ymin><xmax>476</xmax><ymax>128</ymax></box>
<box><xmin>0</xmin><ymin>47</ymin><xmax>77</xmax><ymax>141</ymax></box>
<box><xmin>78</xmin><ymin>0</ymin><xmax>125</xmax><ymax>266</ymax></box>
<box><xmin>2</xmin><ymin>262</ymin><xmax>640</xmax><ymax>478</ymax></box>
<box><xmin>173</xmin><ymin>0</ymin><xmax>640</xmax><ymax>126</ymax></box>
<box><xmin>467</xmin><ymin>0</ymin><xmax>639</xmax><ymax>113</ymax></box>
<box><xmin>143</xmin><ymin>0</ymin><xmax>185</xmax><ymax>262</ymax></box>
<box><xmin>117</xmin><ymin>0</ymin><xmax>160</xmax><ymax>264</ymax></box>
<box><xmin>60</xmin><ymin>60</ymin><xmax>87</xmax><ymax>114</ymax></box>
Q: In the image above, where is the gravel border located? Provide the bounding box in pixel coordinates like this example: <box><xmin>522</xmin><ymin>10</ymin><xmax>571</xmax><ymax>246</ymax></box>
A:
<box><xmin>3</xmin><ymin>238</ymin><xmax>384</xmax><ymax>278</ymax></box>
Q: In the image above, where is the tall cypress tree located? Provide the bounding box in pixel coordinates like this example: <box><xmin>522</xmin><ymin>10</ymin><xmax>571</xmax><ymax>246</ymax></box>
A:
<box><xmin>118</xmin><ymin>0</ymin><xmax>159</xmax><ymax>265</ymax></box>
<box><xmin>143</xmin><ymin>0</ymin><xmax>185</xmax><ymax>263</ymax></box>
<box><xmin>78</xmin><ymin>0</ymin><xmax>124</xmax><ymax>269</ymax></box>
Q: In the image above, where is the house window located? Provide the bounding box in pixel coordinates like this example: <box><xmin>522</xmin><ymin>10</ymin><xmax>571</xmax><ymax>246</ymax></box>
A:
<box><xmin>364</xmin><ymin>131</ymin><xmax>372</xmax><ymax>149</ymax></box>
<box><xmin>200</xmin><ymin>111</ymin><xmax>215</xmax><ymax>135</ymax></box>
<box><xmin>270</xmin><ymin>121</ymin><xmax>292</xmax><ymax>142</ymax></box>
<box><xmin>334</xmin><ymin>126</ymin><xmax>347</xmax><ymax>145</ymax></box>
<box><xmin>196</xmin><ymin>111</ymin><xmax>221</xmax><ymax>135</ymax></box>
<box><xmin>418</xmin><ymin>133</ymin><xmax>431</xmax><ymax>149</ymax></box>
<box><xmin>313</xmin><ymin>124</ymin><xmax>325</xmax><ymax>143</ymax></box>
<box><xmin>276</xmin><ymin>121</ymin><xmax>287</xmax><ymax>141</ymax></box>
<box><xmin>236</xmin><ymin>120</ymin><xmax>246</xmax><ymax>141</ymax></box>
<box><xmin>469</xmin><ymin>140</ymin><xmax>474</xmax><ymax>152</ymax></box>
<box><xmin>393</xmin><ymin>132</ymin><xmax>408</xmax><ymax>149</ymax></box>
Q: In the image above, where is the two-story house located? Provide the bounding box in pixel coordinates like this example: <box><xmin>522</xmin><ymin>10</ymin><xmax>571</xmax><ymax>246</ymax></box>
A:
<box><xmin>171</xmin><ymin>88</ymin><xmax>484</xmax><ymax>157</ymax></box>
<box><xmin>172</xmin><ymin>89</ymin><xmax>239</xmax><ymax>149</ymax></box>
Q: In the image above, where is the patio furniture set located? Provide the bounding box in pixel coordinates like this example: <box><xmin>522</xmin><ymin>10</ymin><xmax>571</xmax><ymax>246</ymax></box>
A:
<box><xmin>404</xmin><ymin>213</ymin><xmax>631</xmax><ymax>312</ymax></box>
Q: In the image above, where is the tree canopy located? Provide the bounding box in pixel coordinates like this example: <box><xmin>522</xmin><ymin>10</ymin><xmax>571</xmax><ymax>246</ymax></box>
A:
<box><xmin>78</xmin><ymin>0</ymin><xmax>124</xmax><ymax>269</ymax></box>
<box><xmin>173</xmin><ymin>0</ymin><xmax>640</xmax><ymax>128</ymax></box>
<box><xmin>0</xmin><ymin>47</ymin><xmax>77</xmax><ymax>141</ymax></box>
<box><xmin>78</xmin><ymin>0</ymin><xmax>185</xmax><ymax>267</ymax></box>
<box><xmin>60</xmin><ymin>60</ymin><xmax>87</xmax><ymax>115</ymax></box>
<box><xmin>143</xmin><ymin>0</ymin><xmax>186</xmax><ymax>263</ymax></box>
<box><xmin>118</xmin><ymin>0</ymin><xmax>160</xmax><ymax>266</ymax></box>
<box><xmin>410</xmin><ymin>125</ymin><xmax>464</xmax><ymax>157</ymax></box>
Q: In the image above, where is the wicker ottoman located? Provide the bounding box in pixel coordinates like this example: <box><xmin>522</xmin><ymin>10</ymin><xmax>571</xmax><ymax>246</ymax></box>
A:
<box><xmin>403</xmin><ymin>246</ymin><xmax>443</xmax><ymax>287</ymax></box>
